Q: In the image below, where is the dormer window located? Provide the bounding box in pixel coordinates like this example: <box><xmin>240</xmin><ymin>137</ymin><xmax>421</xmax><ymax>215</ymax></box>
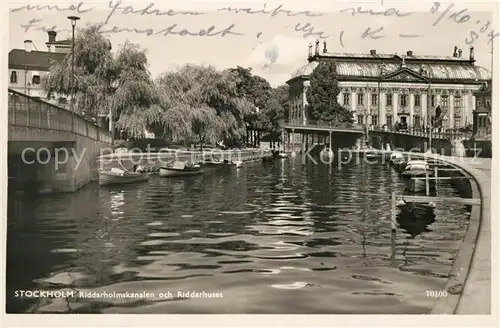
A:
<box><xmin>10</xmin><ymin>71</ymin><xmax>17</xmax><ymax>84</ymax></box>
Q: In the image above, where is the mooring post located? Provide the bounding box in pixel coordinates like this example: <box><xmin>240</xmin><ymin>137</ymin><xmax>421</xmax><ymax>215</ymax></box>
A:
<box><xmin>390</xmin><ymin>191</ymin><xmax>397</xmax><ymax>267</ymax></box>
<box><xmin>425</xmin><ymin>171</ymin><xmax>430</xmax><ymax>196</ymax></box>
<box><xmin>434</xmin><ymin>166</ymin><xmax>438</xmax><ymax>193</ymax></box>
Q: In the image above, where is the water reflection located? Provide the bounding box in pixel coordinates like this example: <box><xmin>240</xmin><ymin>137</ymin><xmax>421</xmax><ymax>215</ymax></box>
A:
<box><xmin>7</xmin><ymin>157</ymin><xmax>469</xmax><ymax>314</ymax></box>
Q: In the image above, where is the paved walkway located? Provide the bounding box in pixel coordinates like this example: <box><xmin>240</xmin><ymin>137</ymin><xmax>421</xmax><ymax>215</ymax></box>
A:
<box><xmin>453</xmin><ymin>158</ymin><xmax>491</xmax><ymax>314</ymax></box>
<box><xmin>400</xmin><ymin>153</ymin><xmax>492</xmax><ymax>314</ymax></box>
<box><xmin>425</xmin><ymin>156</ymin><xmax>491</xmax><ymax>314</ymax></box>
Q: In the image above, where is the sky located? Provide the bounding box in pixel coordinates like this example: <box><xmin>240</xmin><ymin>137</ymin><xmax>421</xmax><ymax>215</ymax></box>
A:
<box><xmin>8</xmin><ymin>0</ymin><xmax>497</xmax><ymax>87</ymax></box>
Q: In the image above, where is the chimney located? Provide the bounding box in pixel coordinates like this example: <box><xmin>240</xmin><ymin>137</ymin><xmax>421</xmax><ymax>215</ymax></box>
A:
<box><xmin>323</xmin><ymin>41</ymin><xmax>327</xmax><ymax>53</ymax></box>
<box><xmin>47</xmin><ymin>30</ymin><xmax>57</xmax><ymax>43</ymax></box>
<box><xmin>370</xmin><ymin>49</ymin><xmax>376</xmax><ymax>55</ymax></box>
<box><xmin>453</xmin><ymin>45</ymin><xmax>458</xmax><ymax>57</ymax></box>
<box><xmin>314</xmin><ymin>40</ymin><xmax>320</xmax><ymax>55</ymax></box>
<box><xmin>469</xmin><ymin>46</ymin><xmax>475</xmax><ymax>63</ymax></box>
<box><xmin>308</xmin><ymin>43</ymin><xmax>313</xmax><ymax>58</ymax></box>
<box><xmin>406</xmin><ymin>50</ymin><xmax>413</xmax><ymax>56</ymax></box>
<box><xmin>24</xmin><ymin>40</ymin><xmax>32</xmax><ymax>52</ymax></box>
<box><xmin>458</xmin><ymin>49</ymin><xmax>462</xmax><ymax>57</ymax></box>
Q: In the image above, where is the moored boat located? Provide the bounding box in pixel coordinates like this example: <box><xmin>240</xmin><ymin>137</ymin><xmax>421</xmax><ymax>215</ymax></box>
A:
<box><xmin>389</xmin><ymin>151</ymin><xmax>404</xmax><ymax>164</ymax></box>
<box><xmin>232</xmin><ymin>160</ymin><xmax>244</xmax><ymax>168</ymax></box>
<box><xmin>277</xmin><ymin>152</ymin><xmax>288</xmax><ymax>158</ymax></box>
<box><xmin>400</xmin><ymin>160</ymin><xmax>437</xmax><ymax>192</ymax></box>
<box><xmin>99</xmin><ymin>168</ymin><xmax>149</xmax><ymax>186</ymax></box>
<box><xmin>319</xmin><ymin>147</ymin><xmax>334</xmax><ymax>158</ymax></box>
<box><xmin>159</xmin><ymin>161</ymin><xmax>203</xmax><ymax>177</ymax></box>
<box><xmin>396</xmin><ymin>199</ymin><xmax>436</xmax><ymax>219</ymax></box>
<box><xmin>198</xmin><ymin>155</ymin><xmax>227</xmax><ymax>171</ymax></box>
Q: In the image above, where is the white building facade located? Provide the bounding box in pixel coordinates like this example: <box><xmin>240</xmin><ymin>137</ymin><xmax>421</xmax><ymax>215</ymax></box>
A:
<box><xmin>287</xmin><ymin>42</ymin><xmax>491</xmax><ymax>131</ymax></box>
<box><xmin>8</xmin><ymin>31</ymin><xmax>69</xmax><ymax>100</ymax></box>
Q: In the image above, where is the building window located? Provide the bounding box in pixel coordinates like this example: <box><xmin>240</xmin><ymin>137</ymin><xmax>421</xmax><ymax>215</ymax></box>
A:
<box><xmin>386</xmin><ymin>94</ymin><xmax>393</xmax><ymax>106</ymax></box>
<box><xmin>357</xmin><ymin>114</ymin><xmax>364</xmax><ymax>125</ymax></box>
<box><xmin>371</xmin><ymin>94</ymin><xmax>378</xmax><ymax>106</ymax></box>
<box><xmin>371</xmin><ymin>115</ymin><xmax>378</xmax><ymax>126</ymax></box>
<box><xmin>478</xmin><ymin>116</ymin><xmax>487</xmax><ymax>128</ymax></box>
<box><xmin>454</xmin><ymin>96</ymin><xmax>462</xmax><ymax>108</ymax></box>
<box><xmin>431</xmin><ymin>95</ymin><xmax>436</xmax><ymax>107</ymax></box>
<box><xmin>413</xmin><ymin>115</ymin><xmax>421</xmax><ymax>127</ymax></box>
<box><xmin>454</xmin><ymin>115</ymin><xmax>461</xmax><ymax>128</ymax></box>
<box><xmin>476</xmin><ymin>100</ymin><xmax>483</xmax><ymax>107</ymax></box>
<box><xmin>400</xmin><ymin>94</ymin><xmax>408</xmax><ymax>107</ymax></box>
<box><xmin>343</xmin><ymin>93</ymin><xmax>350</xmax><ymax>106</ymax></box>
<box><xmin>32</xmin><ymin>75</ymin><xmax>41</xmax><ymax>85</ymax></box>
<box><xmin>10</xmin><ymin>71</ymin><xmax>18</xmax><ymax>84</ymax></box>
<box><xmin>386</xmin><ymin>115</ymin><xmax>393</xmax><ymax>127</ymax></box>
<box><xmin>357</xmin><ymin>94</ymin><xmax>364</xmax><ymax>106</ymax></box>
<box><xmin>441</xmin><ymin>95</ymin><xmax>449</xmax><ymax>108</ymax></box>
<box><xmin>414</xmin><ymin>95</ymin><xmax>421</xmax><ymax>107</ymax></box>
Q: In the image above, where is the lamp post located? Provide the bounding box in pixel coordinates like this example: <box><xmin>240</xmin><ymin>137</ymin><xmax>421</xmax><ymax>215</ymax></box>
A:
<box><xmin>378</xmin><ymin>63</ymin><xmax>386</xmax><ymax>130</ymax></box>
<box><xmin>67</xmin><ymin>16</ymin><xmax>80</xmax><ymax>112</ymax></box>
<box><xmin>423</xmin><ymin>69</ymin><xmax>433</xmax><ymax>150</ymax></box>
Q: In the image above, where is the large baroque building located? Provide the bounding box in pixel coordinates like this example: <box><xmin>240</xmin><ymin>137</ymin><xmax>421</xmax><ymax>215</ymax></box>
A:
<box><xmin>287</xmin><ymin>41</ymin><xmax>491</xmax><ymax>131</ymax></box>
<box><xmin>8</xmin><ymin>31</ymin><xmax>69</xmax><ymax>100</ymax></box>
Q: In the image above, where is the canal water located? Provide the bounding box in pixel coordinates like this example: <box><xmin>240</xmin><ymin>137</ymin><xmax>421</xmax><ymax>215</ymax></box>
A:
<box><xmin>6</xmin><ymin>156</ymin><xmax>470</xmax><ymax>314</ymax></box>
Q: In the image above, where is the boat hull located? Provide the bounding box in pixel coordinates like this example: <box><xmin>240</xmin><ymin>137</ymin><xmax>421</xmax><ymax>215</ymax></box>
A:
<box><xmin>405</xmin><ymin>177</ymin><xmax>437</xmax><ymax>192</ymax></box>
<box><xmin>99</xmin><ymin>172</ymin><xmax>149</xmax><ymax>186</ymax></box>
<box><xmin>397</xmin><ymin>202</ymin><xmax>436</xmax><ymax>219</ymax></box>
<box><xmin>159</xmin><ymin>167</ymin><xmax>203</xmax><ymax>177</ymax></box>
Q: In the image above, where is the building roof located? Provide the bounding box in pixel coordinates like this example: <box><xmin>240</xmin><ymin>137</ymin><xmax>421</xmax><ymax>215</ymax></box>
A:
<box><xmin>473</xmin><ymin>82</ymin><xmax>492</xmax><ymax>95</ymax></box>
<box><xmin>288</xmin><ymin>51</ymin><xmax>491</xmax><ymax>84</ymax></box>
<box><xmin>8</xmin><ymin>49</ymin><xmax>67</xmax><ymax>71</ymax></box>
<box><xmin>48</xmin><ymin>40</ymin><xmax>72</xmax><ymax>45</ymax></box>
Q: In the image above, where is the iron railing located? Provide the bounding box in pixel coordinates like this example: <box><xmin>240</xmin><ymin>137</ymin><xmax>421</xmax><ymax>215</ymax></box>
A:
<box><xmin>285</xmin><ymin>120</ymin><xmax>364</xmax><ymax>131</ymax></box>
<box><xmin>8</xmin><ymin>89</ymin><xmax>112</xmax><ymax>144</ymax></box>
<box><xmin>283</xmin><ymin>120</ymin><xmax>473</xmax><ymax>140</ymax></box>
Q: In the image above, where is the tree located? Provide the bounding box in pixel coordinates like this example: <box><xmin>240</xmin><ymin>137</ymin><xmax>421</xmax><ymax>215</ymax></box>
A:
<box><xmin>43</xmin><ymin>25</ymin><xmax>157</xmax><ymax>137</ymax></box>
<box><xmin>306</xmin><ymin>61</ymin><xmax>353</xmax><ymax>126</ymax></box>
<box><xmin>152</xmin><ymin>64</ymin><xmax>254</xmax><ymax>148</ymax></box>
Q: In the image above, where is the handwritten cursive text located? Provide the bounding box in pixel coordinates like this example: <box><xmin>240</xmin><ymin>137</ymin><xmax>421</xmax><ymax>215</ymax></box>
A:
<box><xmin>11</xmin><ymin>2</ymin><xmax>94</xmax><ymax>14</ymax></box>
<box><xmin>340</xmin><ymin>6</ymin><xmax>412</xmax><ymax>17</ymax></box>
<box><xmin>104</xmin><ymin>0</ymin><xmax>205</xmax><ymax>25</ymax></box>
<box><xmin>99</xmin><ymin>23</ymin><xmax>242</xmax><ymax>37</ymax></box>
<box><xmin>294</xmin><ymin>22</ymin><xmax>329</xmax><ymax>39</ymax></box>
<box><xmin>218</xmin><ymin>4</ymin><xmax>324</xmax><ymax>17</ymax></box>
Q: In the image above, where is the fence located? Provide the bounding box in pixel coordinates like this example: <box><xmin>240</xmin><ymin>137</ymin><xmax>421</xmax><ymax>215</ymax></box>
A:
<box><xmin>284</xmin><ymin>120</ymin><xmax>472</xmax><ymax>140</ymax></box>
<box><xmin>8</xmin><ymin>89</ymin><xmax>112</xmax><ymax>144</ymax></box>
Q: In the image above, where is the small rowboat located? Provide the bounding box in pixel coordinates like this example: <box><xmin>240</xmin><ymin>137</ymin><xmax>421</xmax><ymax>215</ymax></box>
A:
<box><xmin>396</xmin><ymin>199</ymin><xmax>436</xmax><ymax>219</ymax></box>
<box><xmin>277</xmin><ymin>152</ymin><xmax>288</xmax><ymax>159</ymax></box>
<box><xmin>159</xmin><ymin>161</ymin><xmax>203</xmax><ymax>177</ymax></box>
<box><xmin>320</xmin><ymin>147</ymin><xmax>334</xmax><ymax>158</ymax></box>
<box><xmin>99</xmin><ymin>168</ymin><xmax>149</xmax><ymax>186</ymax></box>
<box><xmin>198</xmin><ymin>155</ymin><xmax>226</xmax><ymax>171</ymax></box>
<box><xmin>401</xmin><ymin>166</ymin><xmax>436</xmax><ymax>192</ymax></box>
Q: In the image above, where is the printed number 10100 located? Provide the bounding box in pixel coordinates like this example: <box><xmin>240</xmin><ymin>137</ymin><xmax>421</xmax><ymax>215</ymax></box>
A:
<box><xmin>426</xmin><ymin>290</ymin><xmax>448</xmax><ymax>297</ymax></box>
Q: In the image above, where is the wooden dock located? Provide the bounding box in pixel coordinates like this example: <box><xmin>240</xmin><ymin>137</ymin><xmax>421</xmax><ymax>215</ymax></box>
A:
<box><xmin>411</xmin><ymin>176</ymin><xmax>473</xmax><ymax>180</ymax></box>
<box><xmin>394</xmin><ymin>194</ymin><xmax>481</xmax><ymax>205</ymax></box>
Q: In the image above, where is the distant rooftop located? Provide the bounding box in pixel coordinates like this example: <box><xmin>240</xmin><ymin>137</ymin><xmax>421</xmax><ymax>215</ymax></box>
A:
<box><xmin>8</xmin><ymin>49</ymin><xmax>66</xmax><ymax>71</ymax></box>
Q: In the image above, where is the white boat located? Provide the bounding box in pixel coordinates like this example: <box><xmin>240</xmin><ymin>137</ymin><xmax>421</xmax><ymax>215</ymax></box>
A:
<box><xmin>390</xmin><ymin>151</ymin><xmax>404</xmax><ymax>163</ymax></box>
<box><xmin>401</xmin><ymin>162</ymin><xmax>436</xmax><ymax>192</ymax></box>
<box><xmin>198</xmin><ymin>155</ymin><xmax>226</xmax><ymax>171</ymax></box>
<box><xmin>277</xmin><ymin>152</ymin><xmax>288</xmax><ymax>158</ymax></box>
<box><xmin>320</xmin><ymin>147</ymin><xmax>334</xmax><ymax>157</ymax></box>
<box><xmin>99</xmin><ymin>168</ymin><xmax>149</xmax><ymax>186</ymax></box>
<box><xmin>232</xmin><ymin>160</ymin><xmax>243</xmax><ymax>168</ymax></box>
<box><xmin>159</xmin><ymin>161</ymin><xmax>203</xmax><ymax>177</ymax></box>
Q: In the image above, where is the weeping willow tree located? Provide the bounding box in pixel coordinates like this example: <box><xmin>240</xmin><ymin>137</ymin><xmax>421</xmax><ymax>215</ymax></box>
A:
<box><xmin>42</xmin><ymin>25</ymin><xmax>157</xmax><ymax>137</ymax></box>
<box><xmin>144</xmin><ymin>64</ymin><xmax>253</xmax><ymax>148</ymax></box>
